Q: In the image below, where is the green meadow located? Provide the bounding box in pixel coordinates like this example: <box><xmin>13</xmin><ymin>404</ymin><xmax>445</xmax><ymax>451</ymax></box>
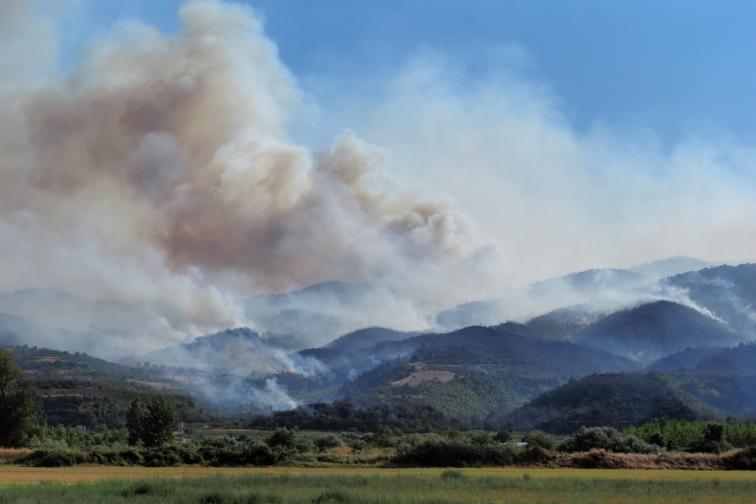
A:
<box><xmin>1</xmin><ymin>467</ymin><xmax>755</xmax><ymax>504</ymax></box>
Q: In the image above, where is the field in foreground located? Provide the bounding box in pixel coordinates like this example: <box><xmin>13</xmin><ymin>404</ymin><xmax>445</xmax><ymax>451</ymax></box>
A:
<box><xmin>1</xmin><ymin>467</ymin><xmax>756</xmax><ymax>503</ymax></box>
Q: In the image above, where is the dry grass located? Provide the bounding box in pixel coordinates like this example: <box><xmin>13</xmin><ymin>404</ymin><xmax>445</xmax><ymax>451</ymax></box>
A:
<box><xmin>1</xmin><ymin>465</ymin><xmax>756</xmax><ymax>485</ymax></box>
<box><xmin>0</xmin><ymin>448</ymin><xmax>31</xmax><ymax>462</ymax></box>
<box><xmin>391</xmin><ymin>366</ymin><xmax>457</xmax><ymax>387</ymax></box>
<box><xmin>556</xmin><ymin>449</ymin><xmax>726</xmax><ymax>470</ymax></box>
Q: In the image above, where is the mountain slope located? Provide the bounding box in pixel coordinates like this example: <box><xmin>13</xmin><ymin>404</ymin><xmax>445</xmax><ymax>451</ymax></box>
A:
<box><xmin>326</xmin><ymin>327</ymin><xmax>418</xmax><ymax>352</ymax></box>
<box><xmin>4</xmin><ymin>345</ymin><xmax>212</xmax><ymax>429</ymax></box>
<box><xmin>646</xmin><ymin>346</ymin><xmax>726</xmax><ymax>373</ymax></box>
<box><xmin>675</xmin><ymin>374</ymin><xmax>756</xmax><ymax>418</ymax></box>
<box><xmin>692</xmin><ymin>343</ymin><xmax>756</xmax><ymax>376</ymax></box>
<box><xmin>136</xmin><ymin>327</ymin><xmax>325</xmax><ymax>378</ymax></box>
<box><xmin>631</xmin><ymin>256</ymin><xmax>711</xmax><ymax>279</ymax></box>
<box><xmin>0</xmin><ymin>312</ymin><xmax>31</xmax><ymax>346</ymax></box>
<box><xmin>393</xmin><ymin>325</ymin><xmax>637</xmax><ymax>375</ymax></box>
<box><xmin>529</xmin><ymin>268</ymin><xmax>647</xmax><ymax>295</ymax></box>
<box><xmin>575</xmin><ymin>300</ymin><xmax>742</xmax><ymax>362</ymax></box>
<box><xmin>666</xmin><ymin>263</ymin><xmax>756</xmax><ymax>336</ymax></box>
<box><xmin>436</xmin><ymin>268</ymin><xmax>649</xmax><ymax>331</ymax></box>
<box><xmin>525</xmin><ymin>305</ymin><xmax>601</xmax><ymax>341</ymax></box>
<box><xmin>339</xmin><ymin>324</ymin><xmax>638</xmax><ymax>422</ymax></box>
<box><xmin>500</xmin><ymin>373</ymin><xmax>717</xmax><ymax>433</ymax></box>
<box><xmin>243</xmin><ymin>282</ymin><xmax>405</xmax><ymax>348</ymax></box>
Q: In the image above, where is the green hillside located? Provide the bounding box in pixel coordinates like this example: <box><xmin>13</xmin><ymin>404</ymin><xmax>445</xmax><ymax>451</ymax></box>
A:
<box><xmin>500</xmin><ymin>373</ymin><xmax>717</xmax><ymax>433</ymax></box>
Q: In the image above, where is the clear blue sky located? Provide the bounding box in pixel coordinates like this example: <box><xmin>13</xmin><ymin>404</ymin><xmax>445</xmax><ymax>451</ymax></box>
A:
<box><xmin>61</xmin><ymin>0</ymin><xmax>756</xmax><ymax>143</ymax></box>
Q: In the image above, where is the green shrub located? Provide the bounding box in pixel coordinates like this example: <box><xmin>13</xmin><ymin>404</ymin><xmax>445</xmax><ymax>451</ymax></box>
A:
<box><xmin>560</xmin><ymin>427</ymin><xmax>657</xmax><ymax>454</ymax></box>
<box><xmin>687</xmin><ymin>423</ymin><xmax>733</xmax><ymax>454</ymax></box>
<box><xmin>143</xmin><ymin>445</ymin><xmax>182</xmax><ymax>467</ymax></box>
<box><xmin>314</xmin><ymin>434</ymin><xmax>343</xmax><ymax>451</ymax></box>
<box><xmin>199</xmin><ymin>493</ymin><xmax>228</xmax><ymax>504</ymax></box>
<box><xmin>370</xmin><ymin>425</ymin><xmax>397</xmax><ymax>448</ymax></box>
<box><xmin>198</xmin><ymin>438</ymin><xmax>276</xmax><ymax>466</ymax></box>
<box><xmin>311</xmin><ymin>490</ymin><xmax>351</xmax><ymax>503</ymax></box>
<box><xmin>723</xmin><ymin>446</ymin><xmax>756</xmax><ymax>470</ymax></box>
<box><xmin>518</xmin><ymin>445</ymin><xmax>555</xmax><ymax>465</ymax></box>
<box><xmin>440</xmin><ymin>469</ymin><xmax>465</xmax><ymax>480</ymax></box>
<box><xmin>627</xmin><ymin>419</ymin><xmax>756</xmax><ymax>451</ymax></box>
<box><xmin>266</xmin><ymin>428</ymin><xmax>296</xmax><ymax>450</ymax></box>
<box><xmin>394</xmin><ymin>439</ymin><xmax>518</xmax><ymax>467</ymax></box>
<box><xmin>120</xmin><ymin>483</ymin><xmax>159</xmax><ymax>497</ymax></box>
<box><xmin>89</xmin><ymin>445</ymin><xmax>143</xmax><ymax>466</ymax></box>
<box><xmin>522</xmin><ymin>431</ymin><xmax>556</xmax><ymax>450</ymax></box>
<box><xmin>688</xmin><ymin>439</ymin><xmax>734</xmax><ymax>454</ymax></box>
<box><xmin>347</xmin><ymin>439</ymin><xmax>366</xmax><ymax>452</ymax></box>
<box><xmin>22</xmin><ymin>448</ymin><xmax>90</xmax><ymax>467</ymax></box>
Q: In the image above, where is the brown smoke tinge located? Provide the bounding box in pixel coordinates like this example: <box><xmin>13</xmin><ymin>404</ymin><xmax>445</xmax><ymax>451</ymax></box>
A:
<box><xmin>0</xmin><ymin>1</ymin><xmax>500</xmax><ymax>354</ymax></box>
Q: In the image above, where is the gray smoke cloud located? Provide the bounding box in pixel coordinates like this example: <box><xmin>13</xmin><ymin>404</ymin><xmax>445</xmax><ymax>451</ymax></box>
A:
<box><xmin>0</xmin><ymin>1</ymin><xmax>501</xmax><ymax>356</ymax></box>
<box><xmin>332</xmin><ymin>51</ymin><xmax>756</xmax><ymax>286</ymax></box>
<box><xmin>4</xmin><ymin>0</ymin><xmax>755</xmax><ymax>367</ymax></box>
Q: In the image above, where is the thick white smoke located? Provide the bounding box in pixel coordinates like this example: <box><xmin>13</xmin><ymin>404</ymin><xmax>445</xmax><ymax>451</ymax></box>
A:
<box><xmin>323</xmin><ymin>51</ymin><xmax>756</xmax><ymax>288</ymax></box>
<box><xmin>4</xmin><ymin>0</ymin><xmax>755</xmax><ymax>363</ymax></box>
<box><xmin>0</xmin><ymin>1</ymin><xmax>500</xmax><ymax>356</ymax></box>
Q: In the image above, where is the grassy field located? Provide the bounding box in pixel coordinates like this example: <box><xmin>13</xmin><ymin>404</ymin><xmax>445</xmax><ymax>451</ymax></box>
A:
<box><xmin>0</xmin><ymin>467</ymin><xmax>755</xmax><ymax>503</ymax></box>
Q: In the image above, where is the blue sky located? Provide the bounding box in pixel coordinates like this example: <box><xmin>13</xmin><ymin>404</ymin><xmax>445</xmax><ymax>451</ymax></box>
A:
<box><xmin>61</xmin><ymin>0</ymin><xmax>756</xmax><ymax>144</ymax></box>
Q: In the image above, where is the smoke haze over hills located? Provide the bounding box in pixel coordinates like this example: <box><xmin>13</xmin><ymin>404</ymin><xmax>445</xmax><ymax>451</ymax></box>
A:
<box><xmin>2</xmin><ymin>0</ymin><xmax>756</xmax><ymax>360</ymax></box>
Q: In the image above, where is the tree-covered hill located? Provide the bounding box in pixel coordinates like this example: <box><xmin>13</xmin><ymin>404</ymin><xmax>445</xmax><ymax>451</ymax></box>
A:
<box><xmin>499</xmin><ymin>373</ymin><xmax>717</xmax><ymax>434</ymax></box>
<box><xmin>3</xmin><ymin>345</ymin><xmax>216</xmax><ymax>429</ymax></box>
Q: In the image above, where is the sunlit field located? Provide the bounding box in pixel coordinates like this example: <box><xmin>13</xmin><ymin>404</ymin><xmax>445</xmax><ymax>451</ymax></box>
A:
<box><xmin>1</xmin><ymin>467</ymin><xmax>756</xmax><ymax>503</ymax></box>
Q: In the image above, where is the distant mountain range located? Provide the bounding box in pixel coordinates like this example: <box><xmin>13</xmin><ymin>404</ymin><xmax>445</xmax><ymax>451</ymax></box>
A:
<box><xmin>3</xmin><ymin>257</ymin><xmax>756</xmax><ymax>432</ymax></box>
<box><xmin>574</xmin><ymin>300</ymin><xmax>743</xmax><ymax>362</ymax></box>
<box><xmin>435</xmin><ymin>256</ymin><xmax>709</xmax><ymax>331</ymax></box>
<box><xmin>630</xmin><ymin>256</ymin><xmax>712</xmax><ymax>279</ymax></box>
<box><xmin>665</xmin><ymin>263</ymin><xmax>756</xmax><ymax>336</ymax></box>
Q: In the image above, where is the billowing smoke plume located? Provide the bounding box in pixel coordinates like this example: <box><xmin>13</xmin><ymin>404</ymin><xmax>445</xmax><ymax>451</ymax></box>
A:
<box><xmin>0</xmin><ymin>1</ymin><xmax>500</xmax><ymax>356</ymax></box>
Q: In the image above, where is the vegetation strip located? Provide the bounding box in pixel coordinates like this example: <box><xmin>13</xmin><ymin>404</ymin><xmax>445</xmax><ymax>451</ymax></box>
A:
<box><xmin>0</xmin><ymin>470</ymin><xmax>755</xmax><ymax>503</ymax></box>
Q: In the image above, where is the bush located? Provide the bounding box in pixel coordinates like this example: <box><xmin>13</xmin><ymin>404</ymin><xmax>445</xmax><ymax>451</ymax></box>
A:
<box><xmin>199</xmin><ymin>438</ymin><xmax>276</xmax><ymax>466</ymax></box>
<box><xmin>314</xmin><ymin>435</ymin><xmax>343</xmax><ymax>451</ymax></box>
<box><xmin>522</xmin><ymin>431</ymin><xmax>556</xmax><ymax>450</ymax></box>
<box><xmin>22</xmin><ymin>448</ymin><xmax>90</xmax><ymax>467</ymax></box>
<box><xmin>199</xmin><ymin>493</ymin><xmax>227</xmax><ymax>504</ymax></box>
<box><xmin>723</xmin><ymin>446</ymin><xmax>756</xmax><ymax>470</ymax></box>
<box><xmin>143</xmin><ymin>445</ymin><xmax>182</xmax><ymax>467</ymax></box>
<box><xmin>647</xmin><ymin>431</ymin><xmax>668</xmax><ymax>449</ymax></box>
<box><xmin>688</xmin><ymin>423</ymin><xmax>734</xmax><ymax>453</ymax></box>
<box><xmin>266</xmin><ymin>428</ymin><xmax>296</xmax><ymax>450</ymax></box>
<box><xmin>560</xmin><ymin>427</ymin><xmax>657</xmax><ymax>454</ymax></box>
<box><xmin>311</xmin><ymin>490</ymin><xmax>351</xmax><ymax>503</ymax></box>
<box><xmin>518</xmin><ymin>445</ymin><xmax>555</xmax><ymax>465</ymax></box>
<box><xmin>394</xmin><ymin>439</ymin><xmax>518</xmax><ymax>467</ymax></box>
<box><xmin>627</xmin><ymin>419</ymin><xmax>756</xmax><ymax>451</ymax></box>
<box><xmin>370</xmin><ymin>425</ymin><xmax>397</xmax><ymax>448</ymax></box>
<box><xmin>89</xmin><ymin>445</ymin><xmax>143</xmax><ymax>466</ymax></box>
<box><xmin>440</xmin><ymin>469</ymin><xmax>465</xmax><ymax>480</ymax></box>
<box><xmin>688</xmin><ymin>439</ymin><xmax>733</xmax><ymax>454</ymax></box>
<box><xmin>119</xmin><ymin>483</ymin><xmax>165</xmax><ymax>498</ymax></box>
